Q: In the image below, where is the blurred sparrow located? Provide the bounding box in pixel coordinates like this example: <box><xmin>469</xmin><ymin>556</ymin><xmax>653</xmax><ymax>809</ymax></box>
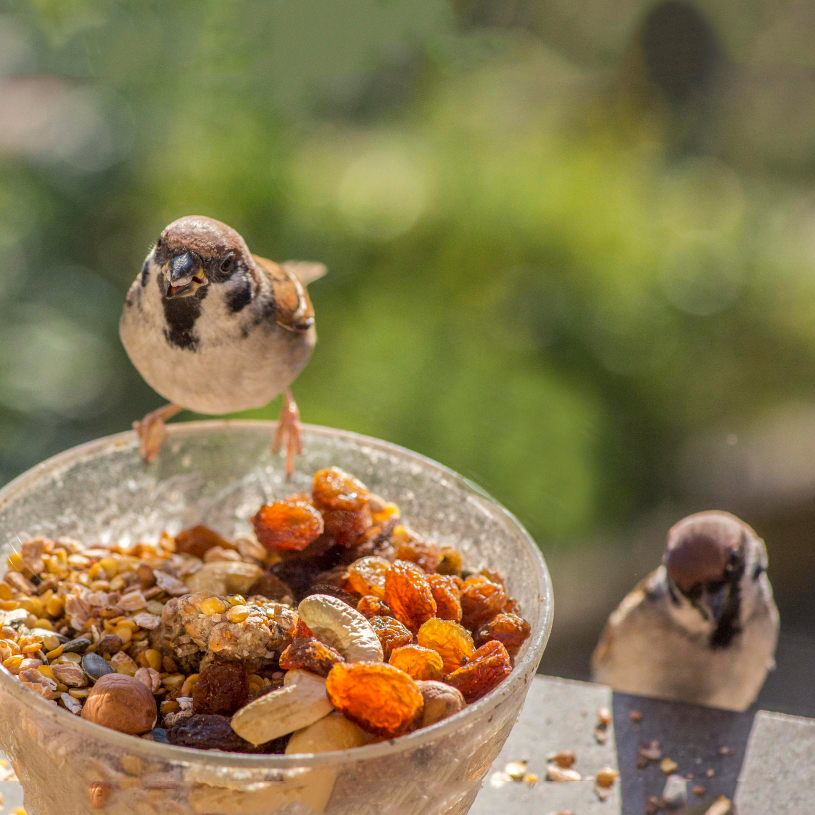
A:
<box><xmin>592</xmin><ymin>511</ymin><xmax>779</xmax><ymax>711</ymax></box>
<box><xmin>120</xmin><ymin>216</ymin><xmax>324</xmax><ymax>476</ymax></box>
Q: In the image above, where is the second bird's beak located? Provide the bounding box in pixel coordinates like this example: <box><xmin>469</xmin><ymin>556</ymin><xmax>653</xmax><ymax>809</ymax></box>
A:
<box><xmin>705</xmin><ymin>585</ymin><xmax>729</xmax><ymax>624</ymax></box>
<box><xmin>163</xmin><ymin>251</ymin><xmax>206</xmax><ymax>298</ymax></box>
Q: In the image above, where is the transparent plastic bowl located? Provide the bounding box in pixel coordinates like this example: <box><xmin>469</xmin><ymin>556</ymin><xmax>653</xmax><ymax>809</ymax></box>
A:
<box><xmin>0</xmin><ymin>421</ymin><xmax>553</xmax><ymax>815</ymax></box>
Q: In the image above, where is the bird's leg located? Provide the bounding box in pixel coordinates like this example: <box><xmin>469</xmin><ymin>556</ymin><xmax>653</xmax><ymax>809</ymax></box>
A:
<box><xmin>272</xmin><ymin>389</ymin><xmax>303</xmax><ymax>479</ymax></box>
<box><xmin>133</xmin><ymin>403</ymin><xmax>182</xmax><ymax>464</ymax></box>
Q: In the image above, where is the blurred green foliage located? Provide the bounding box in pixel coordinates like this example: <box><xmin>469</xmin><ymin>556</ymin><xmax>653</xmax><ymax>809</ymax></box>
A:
<box><xmin>3</xmin><ymin>0</ymin><xmax>815</xmax><ymax>548</ymax></box>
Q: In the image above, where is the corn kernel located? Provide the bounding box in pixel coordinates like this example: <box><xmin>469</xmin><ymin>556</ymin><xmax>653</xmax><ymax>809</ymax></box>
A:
<box><xmin>7</xmin><ymin>552</ymin><xmax>24</xmax><ymax>572</ymax></box>
<box><xmin>40</xmin><ymin>633</ymin><xmax>60</xmax><ymax>651</ymax></box>
<box><xmin>0</xmin><ymin>584</ymin><xmax>12</xmax><ymax>601</ymax></box>
<box><xmin>109</xmin><ymin>576</ymin><xmax>126</xmax><ymax>591</ymax></box>
<box><xmin>19</xmin><ymin>597</ymin><xmax>44</xmax><ymax>617</ymax></box>
<box><xmin>99</xmin><ymin>558</ymin><xmax>120</xmax><ymax>577</ymax></box>
<box><xmin>228</xmin><ymin>594</ymin><xmax>246</xmax><ymax>606</ymax></box>
<box><xmin>226</xmin><ymin>604</ymin><xmax>249</xmax><ymax>623</ymax></box>
<box><xmin>142</xmin><ymin>649</ymin><xmax>163</xmax><ymax>671</ymax></box>
<box><xmin>121</xmin><ymin>755</ymin><xmax>143</xmax><ymax>775</ymax></box>
<box><xmin>199</xmin><ymin>597</ymin><xmax>227</xmax><ymax>616</ymax></box>
<box><xmin>33</xmin><ymin>619</ymin><xmax>54</xmax><ymax>632</ymax></box>
<box><xmin>22</xmin><ymin>643</ymin><xmax>42</xmax><ymax>654</ymax></box>
<box><xmin>160</xmin><ymin>700</ymin><xmax>180</xmax><ymax>715</ymax></box>
<box><xmin>55</xmin><ymin>682</ymin><xmax>68</xmax><ymax>694</ymax></box>
<box><xmin>180</xmin><ymin>673</ymin><xmax>199</xmax><ymax>696</ymax></box>
<box><xmin>162</xmin><ymin>673</ymin><xmax>185</xmax><ymax>689</ymax></box>
<box><xmin>0</xmin><ymin>600</ymin><xmax>18</xmax><ymax>611</ymax></box>
<box><xmin>38</xmin><ymin>665</ymin><xmax>55</xmax><ymax>680</ymax></box>
<box><xmin>46</xmin><ymin>596</ymin><xmax>64</xmax><ymax>617</ymax></box>
<box><xmin>68</xmin><ymin>688</ymin><xmax>90</xmax><ymax>699</ymax></box>
<box><xmin>58</xmin><ymin>652</ymin><xmax>81</xmax><ymax>665</ymax></box>
<box><xmin>46</xmin><ymin>645</ymin><xmax>64</xmax><ymax>660</ymax></box>
<box><xmin>114</xmin><ymin>625</ymin><xmax>133</xmax><ymax>644</ymax></box>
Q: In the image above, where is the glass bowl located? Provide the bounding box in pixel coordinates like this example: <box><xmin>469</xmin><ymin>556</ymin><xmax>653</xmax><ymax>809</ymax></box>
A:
<box><xmin>0</xmin><ymin>421</ymin><xmax>553</xmax><ymax>815</ymax></box>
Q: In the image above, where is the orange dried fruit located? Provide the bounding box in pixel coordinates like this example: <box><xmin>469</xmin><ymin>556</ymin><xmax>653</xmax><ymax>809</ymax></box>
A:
<box><xmin>436</xmin><ymin>547</ymin><xmax>463</xmax><ymax>577</ymax></box>
<box><xmin>460</xmin><ymin>575</ymin><xmax>507</xmax><ymax>630</ymax></box>
<box><xmin>383</xmin><ymin>560</ymin><xmax>437</xmax><ymax>632</ymax></box>
<box><xmin>503</xmin><ymin>596</ymin><xmax>523</xmax><ymax>616</ymax></box>
<box><xmin>426</xmin><ymin>574</ymin><xmax>463</xmax><ymax>623</ymax></box>
<box><xmin>357</xmin><ymin>595</ymin><xmax>392</xmax><ymax>619</ymax></box>
<box><xmin>445</xmin><ymin>640</ymin><xmax>512</xmax><ymax>702</ymax></box>
<box><xmin>251</xmin><ymin>501</ymin><xmax>324</xmax><ymax>552</ymax></box>
<box><xmin>389</xmin><ymin>644</ymin><xmax>444</xmax><ymax>681</ymax></box>
<box><xmin>369</xmin><ymin>615</ymin><xmax>413</xmax><ymax>659</ymax></box>
<box><xmin>475</xmin><ymin>612</ymin><xmax>530</xmax><ymax>657</ymax></box>
<box><xmin>347</xmin><ymin>556</ymin><xmax>391</xmax><ymax>599</ymax></box>
<box><xmin>393</xmin><ymin>528</ymin><xmax>440</xmax><ymax>573</ymax></box>
<box><xmin>312</xmin><ymin>467</ymin><xmax>370</xmax><ymax>511</ymax></box>
<box><xmin>342</xmin><ymin>519</ymin><xmax>397</xmax><ymax>561</ymax></box>
<box><xmin>416</xmin><ymin>618</ymin><xmax>474</xmax><ymax>674</ymax></box>
<box><xmin>326</xmin><ymin>662</ymin><xmax>423</xmax><ymax>737</ymax></box>
<box><xmin>279</xmin><ymin>636</ymin><xmax>345</xmax><ymax>678</ymax></box>
<box><xmin>322</xmin><ymin>505</ymin><xmax>373</xmax><ymax>547</ymax></box>
<box><xmin>478</xmin><ymin>568</ymin><xmax>505</xmax><ymax>588</ymax></box>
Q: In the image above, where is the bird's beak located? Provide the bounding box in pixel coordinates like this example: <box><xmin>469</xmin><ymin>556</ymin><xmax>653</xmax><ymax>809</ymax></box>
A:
<box><xmin>162</xmin><ymin>251</ymin><xmax>206</xmax><ymax>298</ymax></box>
<box><xmin>705</xmin><ymin>585</ymin><xmax>729</xmax><ymax>623</ymax></box>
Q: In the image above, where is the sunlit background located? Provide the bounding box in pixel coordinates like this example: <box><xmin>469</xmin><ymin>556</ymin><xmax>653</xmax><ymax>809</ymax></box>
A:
<box><xmin>1</xmin><ymin>0</ymin><xmax>814</xmax><ymax>715</ymax></box>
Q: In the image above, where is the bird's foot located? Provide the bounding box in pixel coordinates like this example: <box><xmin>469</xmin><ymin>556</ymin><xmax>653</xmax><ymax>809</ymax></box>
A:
<box><xmin>133</xmin><ymin>404</ymin><xmax>182</xmax><ymax>464</ymax></box>
<box><xmin>272</xmin><ymin>390</ymin><xmax>303</xmax><ymax>479</ymax></box>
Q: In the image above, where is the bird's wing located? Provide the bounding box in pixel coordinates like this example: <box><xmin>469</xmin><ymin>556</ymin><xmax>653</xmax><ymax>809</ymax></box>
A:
<box><xmin>253</xmin><ymin>255</ymin><xmax>315</xmax><ymax>333</ymax></box>
<box><xmin>280</xmin><ymin>261</ymin><xmax>327</xmax><ymax>286</ymax></box>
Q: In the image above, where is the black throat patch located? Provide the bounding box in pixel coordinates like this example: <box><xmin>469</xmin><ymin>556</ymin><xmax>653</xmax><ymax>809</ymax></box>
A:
<box><xmin>709</xmin><ymin>557</ymin><xmax>745</xmax><ymax>650</ymax></box>
<box><xmin>157</xmin><ymin>273</ymin><xmax>207</xmax><ymax>350</ymax></box>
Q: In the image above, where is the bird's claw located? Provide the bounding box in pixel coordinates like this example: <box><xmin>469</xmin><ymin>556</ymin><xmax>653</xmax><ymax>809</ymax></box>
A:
<box><xmin>273</xmin><ymin>395</ymin><xmax>303</xmax><ymax>479</ymax></box>
<box><xmin>133</xmin><ymin>414</ymin><xmax>168</xmax><ymax>464</ymax></box>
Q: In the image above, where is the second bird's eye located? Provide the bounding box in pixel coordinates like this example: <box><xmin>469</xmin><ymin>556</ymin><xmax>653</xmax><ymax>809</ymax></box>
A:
<box><xmin>156</xmin><ymin>236</ymin><xmax>163</xmax><ymax>249</ymax></box>
<box><xmin>220</xmin><ymin>254</ymin><xmax>235</xmax><ymax>273</ymax></box>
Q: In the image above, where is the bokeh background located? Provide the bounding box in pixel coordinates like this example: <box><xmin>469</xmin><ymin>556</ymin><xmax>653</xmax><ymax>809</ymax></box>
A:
<box><xmin>1</xmin><ymin>0</ymin><xmax>814</xmax><ymax>715</ymax></box>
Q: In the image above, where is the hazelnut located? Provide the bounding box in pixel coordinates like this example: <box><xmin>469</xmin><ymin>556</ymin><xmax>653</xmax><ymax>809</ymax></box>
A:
<box><xmin>81</xmin><ymin>673</ymin><xmax>157</xmax><ymax>734</ymax></box>
<box><xmin>415</xmin><ymin>680</ymin><xmax>465</xmax><ymax>727</ymax></box>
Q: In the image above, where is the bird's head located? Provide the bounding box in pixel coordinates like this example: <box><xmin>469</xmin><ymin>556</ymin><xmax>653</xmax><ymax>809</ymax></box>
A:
<box><xmin>150</xmin><ymin>216</ymin><xmax>253</xmax><ymax>300</ymax></box>
<box><xmin>664</xmin><ymin>511</ymin><xmax>769</xmax><ymax>647</ymax></box>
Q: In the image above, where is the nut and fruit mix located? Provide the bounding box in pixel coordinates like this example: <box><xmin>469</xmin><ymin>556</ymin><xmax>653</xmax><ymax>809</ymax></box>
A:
<box><xmin>0</xmin><ymin>467</ymin><xmax>531</xmax><ymax>753</ymax></box>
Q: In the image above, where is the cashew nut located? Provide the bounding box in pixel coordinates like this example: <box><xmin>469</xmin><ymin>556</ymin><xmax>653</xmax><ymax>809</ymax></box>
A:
<box><xmin>230</xmin><ymin>669</ymin><xmax>332</xmax><ymax>745</ymax></box>
<box><xmin>285</xmin><ymin>712</ymin><xmax>377</xmax><ymax>812</ymax></box>
<box><xmin>297</xmin><ymin>594</ymin><xmax>384</xmax><ymax>663</ymax></box>
<box><xmin>185</xmin><ymin>561</ymin><xmax>264</xmax><ymax>595</ymax></box>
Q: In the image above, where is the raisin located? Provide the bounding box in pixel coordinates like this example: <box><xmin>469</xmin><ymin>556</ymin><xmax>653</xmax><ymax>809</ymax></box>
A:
<box><xmin>460</xmin><ymin>575</ymin><xmax>507</xmax><ymax>630</ymax></box>
<box><xmin>339</xmin><ymin>519</ymin><xmax>398</xmax><ymax>562</ymax></box>
<box><xmin>357</xmin><ymin>596</ymin><xmax>392</xmax><ymax>619</ymax></box>
<box><xmin>445</xmin><ymin>640</ymin><xmax>512</xmax><ymax>702</ymax></box>
<box><xmin>268</xmin><ymin>558</ymin><xmax>328</xmax><ymax>601</ymax></box>
<box><xmin>426</xmin><ymin>574</ymin><xmax>463</xmax><ymax>622</ymax></box>
<box><xmin>347</xmin><ymin>556</ymin><xmax>391</xmax><ymax>598</ymax></box>
<box><xmin>417</xmin><ymin>618</ymin><xmax>474</xmax><ymax>674</ymax></box>
<box><xmin>246</xmin><ymin>573</ymin><xmax>294</xmax><ymax>605</ymax></box>
<box><xmin>393</xmin><ymin>528</ymin><xmax>440</xmax><ymax>573</ymax></box>
<box><xmin>326</xmin><ymin>662</ymin><xmax>423</xmax><ymax>737</ymax></box>
<box><xmin>175</xmin><ymin>525</ymin><xmax>234</xmax><ymax>559</ymax></box>
<box><xmin>322</xmin><ymin>505</ymin><xmax>373</xmax><ymax>547</ymax></box>
<box><xmin>192</xmin><ymin>661</ymin><xmax>249</xmax><ymax>716</ymax></box>
<box><xmin>279</xmin><ymin>636</ymin><xmax>345</xmax><ymax>677</ymax></box>
<box><xmin>312</xmin><ymin>467</ymin><xmax>370</xmax><ymax>511</ymax></box>
<box><xmin>475</xmin><ymin>612</ymin><xmax>530</xmax><ymax>657</ymax></box>
<box><xmin>478</xmin><ymin>568</ymin><xmax>505</xmax><ymax>588</ymax></box>
<box><xmin>167</xmin><ymin>714</ymin><xmax>255</xmax><ymax>752</ymax></box>
<box><xmin>252</xmin><ymin>501</ymin><xmax>324</xmax><ymax>552</ymax></box>
<box><xmin>369</xmin><ymin>615</ymin><xmax>413</xmax><ymax>659</ymax></box>
<box><xmin>302</xmin><ymin>582</ymin><xmax>357</xmax><ymax>608</ymax></box>
<box><xmin>503</xmin><ymin>596</ymin><xmax>523</xmax><ymax>616</ymax></box>
<box><xmin>292</xmin><ymin>619</ymin><xmax>312</xmax><ymax>639</ymax></box>
<box><xmin>383</xmin><ymin>560</ymin><xmax>437</xmax><ymax>632</ymax></box>
<box><xmin>389</xmin><ymin>645</ymin><xmax>444</xmax><ymax>681</ymax></box>
<box><xmin>369</xmin><ymin>496</ymin><xmax>400</xmax><ymax>525</ymax></box>
<box><xmin>436</xmin><ymin>547</ymin><xmax>463</xmax><ymax>577</ymax></box>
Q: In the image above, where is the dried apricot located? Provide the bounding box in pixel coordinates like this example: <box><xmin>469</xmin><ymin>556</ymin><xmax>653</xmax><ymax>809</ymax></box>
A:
<box><xmin>251</xmin><ymin>501</ymin><xmax>324</xmax><ymax>552</ymax></box>
<box><xmin>436</xmin><ymin>547</ymin><xmax>463</xmax><ymax>577</ymax></box>
<box><xmin>369</xmin><ymin>615</ymin><xmax>413</xmax><ymax>659</ymax></box>
<box><xmin>322</xmin><ymin>505</ymin><xmax>373</xmax><ymax>547</ymax></box>
<box><xmin>326</xmin><ymin>662</ymin><xmax>422</xmax><ymax>737</ymax></box>
<box><xmin>357</xmin><ymin>596</ymin><xmax>392</xmax><ymax>619</ymax></box>
<box><xmin>175</xmin><ymin>525</ymin><xmax>235</xmax><ymax>559</ymax></box>
<box><xmin>445</xmin><ymin>640</ymin><xmax>512</xmax><ymax>702</ymax></box>
<box><xmin>426</xmin><ymin>574</ymin><xmax>463</xmax><ymax>623</ymax></box>
<box><xmin>417</xmin><ymin>618</ymin><xmax>474</xmax><ymax>674</ymax></box>
<box><xmin>393</xmin><ymin>528</ymin><xmax>440</xmax><ymax>573</ymax></box>
<box><xmin>279</xmin><ymin>637</ymin><xmax>344</xmax><ymax>677</ymax></box>
<box><xmin>475</xmin><ymin>612</ymin><xmax>530</xmax><ymax>657</ymax></box>
<box><xmin>460</xmin><ymin>575</ymin><xmax>507</xmax><ymax>630</ymax></box>
<box><xmin>192</xmin><ymin>661</ymin><xmax>249</xmax><ymax>716</ymax></box>
<box><xmin>313</xmin><ymin>467</ymin><xmax>370</xmax><ymax>511</ymax></box>
<box><xmin>383</xmin><ymin>560</ymin><xmax>437</xmax><ymax>632</ymax></box>
<box><xmin>347</xmin><ymin>556</ymin><xmax>390</xmax><ymax>598</ymax></box>
<box><xmin>389</xmin><ymin>645</ymin><xmax>444</xmax><ymax>681</ymax></box>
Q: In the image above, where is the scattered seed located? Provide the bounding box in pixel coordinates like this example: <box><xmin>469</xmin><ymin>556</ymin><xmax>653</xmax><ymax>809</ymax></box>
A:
<box><xmin>522</xmin><ymin>773</ymin><xmax>538</xmax><ymax>787</ymax></box>
<box><xmin>705</xmin><ymin>797</ymin><xmax>734</xmax><ymax>815</ymax></box>
<box><xmin>706</xmin><ymin>768</ymin><xmax>715</xmax><ymax>778</ymax></box>
<box><xmin>596</xmin><ymin>767</ymin><xmax>619</xmax><ymax>788</ymax></box>
<box><xmin>662</xmin><ymin>774</ymin><xmax>688</xmax><ymax>807</ymax></box>
<box><xmin>550</xmin><ymin>749</ymin><xmax>576</xmax><ymax>768</ymax></box>
<box><xmin>694</xmin><ymin>785</ymin><xmax>707</xmax><ymax>796</ymax></box>
<box><xmin>718</xmin><ymin>746</ymin><xmax>732</xmax><ymax>756</ymax></box>
<box><xmin>637</xmin><ymin>740</ymin><xmax>662</xmax><ymax>768</ymax></box>
<box><xmin>546</xmin><ymin>764</ymin><xmax>582</xmax><ymax>782</ymax></box>
<box><xmin>630</xmin><ymin>710</ymin><xmax>643</xmax><ymax>723</ymax></box>
<box><xmin>81</xmin><ymin>652</ymin><xmax>114</xmax><ymax>683</ymax></box>
<box><xmin>504</xmin><ymin>760</ymin><xmax>527</xmax><ymax>780</ymax></box>
<box><xmin>489</xmin><ymin>771</ymin><xmax>512</xmax><ymax>788</ymax></box>
<box><xmin>660</xmin><ymin>757</ymin><xmax>678</xmax><ymax>774</ymax></box>
<box><xmin>62</xmin><ymin>637</ymin><xmax>91</xmax><ymax>654</ymax></box>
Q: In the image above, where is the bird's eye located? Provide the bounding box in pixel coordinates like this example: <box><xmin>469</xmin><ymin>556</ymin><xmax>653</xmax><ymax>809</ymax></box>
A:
<box><xmin>156</xmin><ymin>236</ymin><xmax>163</xmax><ymax>249</ymax></box>
<box><xmin>220</xmin><ymin>254</ymin><xmax>235</xmax><ymax>273</ymax></box>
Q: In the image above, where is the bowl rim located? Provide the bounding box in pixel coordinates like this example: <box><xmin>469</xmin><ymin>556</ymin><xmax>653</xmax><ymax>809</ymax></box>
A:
<box><xmin>0</xmin><ymin>419</ymin><xmax>554</xmax><ymax>768</ymax></box>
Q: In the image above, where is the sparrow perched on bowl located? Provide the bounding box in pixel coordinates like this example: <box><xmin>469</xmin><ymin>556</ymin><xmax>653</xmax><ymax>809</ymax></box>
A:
<box><xmin>120</xmin><ymin>216</ymin><xmax>325</xmax><ymax>476</ymax></box>
<box><xmin>592</xmin><ymin>511</ymin><xmax>779</xmax><ymax>711</ymax></box>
